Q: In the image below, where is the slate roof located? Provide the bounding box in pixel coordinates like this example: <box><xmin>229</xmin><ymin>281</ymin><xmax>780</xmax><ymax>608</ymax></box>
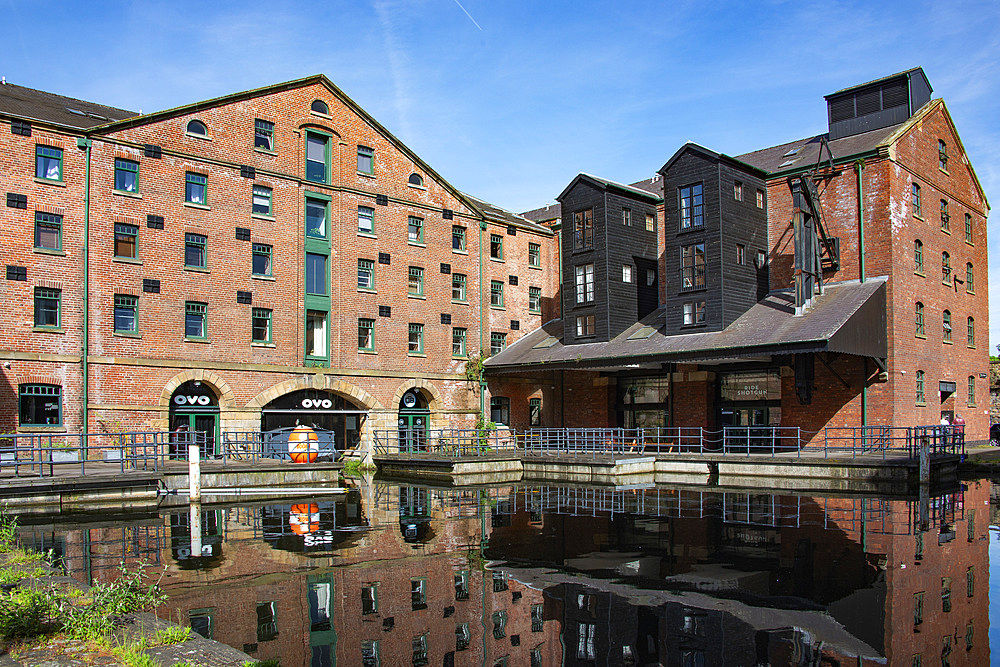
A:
<box><xmin>522</xmin><ymin>176</ymin><xmax>662</xmax><ymax>222</ymax></box>
<box><xmin>462</xmin><ymin>194</ymin><xmax>552</xmax><ymax>234</ymax></box>
<box><xmin>0</xmin><ymin>82</ymin><xmax>135</xmax><ymax>129</ymax></box>
<box><xmin>485</xmin><ymin>277</ymin><xmax>887</xmax><ymax>372</ymax></box>
<box><xmin>521</xmin><ymin>203</ymin><xmax>562</xmax><ymax>224</ymax></box>
<box><xmin>558</xmin><ymin>173</ymin><xmax>663</xmax><ymax>203</ymax></box>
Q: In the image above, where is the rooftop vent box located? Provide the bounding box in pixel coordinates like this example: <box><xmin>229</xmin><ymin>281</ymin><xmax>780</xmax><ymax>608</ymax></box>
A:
<box><xmin>825</xmin><ymin>68</ymin><xmax>931</xmax><ymax>141</ymax></box>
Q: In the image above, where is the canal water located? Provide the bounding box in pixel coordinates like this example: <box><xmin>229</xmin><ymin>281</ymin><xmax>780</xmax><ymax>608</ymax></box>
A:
<box><xmin>15</xmin><ymin>478</ymin><xmax>995</xmax><ymax>666</ymax></box>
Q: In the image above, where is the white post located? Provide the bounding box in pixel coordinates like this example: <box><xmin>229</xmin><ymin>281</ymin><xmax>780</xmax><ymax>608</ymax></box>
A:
<box><xmin>190</xmin><ymin>502</ymin><xmax>203</xmax><ymax>559</ymax></box>
<box><xmin>189</xmin><ymin>443</ymin><xmax>201</xmax><ymax>502</ymax></box>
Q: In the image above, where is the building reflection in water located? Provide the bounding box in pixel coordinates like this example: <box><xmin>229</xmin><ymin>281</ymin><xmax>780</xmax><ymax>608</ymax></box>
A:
<box><xmin>13</xmin><ymin>480</ymin><xmax>990</xmax><ymax>666</ymax></box>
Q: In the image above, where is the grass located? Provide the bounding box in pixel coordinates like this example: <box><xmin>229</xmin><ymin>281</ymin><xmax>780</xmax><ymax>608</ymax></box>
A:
<box><xmin>341</xmin><ymin>458</ymin><xmax>376</xmax><ymax>476</ymax></box>
<box><xmin>155</xmin><ymin>625</ymin><xmax>191</xmax><ymax>645</ymax></box>
<box><xmin>244</xmin><ymin>661</ymin><xmax>281</xmax><ymax>667</ymax></box>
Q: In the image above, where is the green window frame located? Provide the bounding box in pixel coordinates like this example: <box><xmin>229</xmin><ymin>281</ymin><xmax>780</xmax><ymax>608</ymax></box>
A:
<box><xmin>490</xmin><ymin>234</ymin><xmax>503</xmax><ymax>259</ymax></box>
<box><xmin>114</xmin><ymin>158</ymin><xmax>138</xmax><ymax>192</ymax></box>
<box><xmin>185</xmin><ymin>301</ymin><xmax>207</xmax><ymax>339</ymax></box>
<box><xmin>361</xmin><ymin>640</ymin><xmax>380</xmax><ymax>665</ymax></box>
<box><xmin>408</xmin><ymin>323</ymin><xmax>423</xmax><ymax>355</ymax></box>
<box><xmin>942</xmin><ymin>577</ymin><xmax>951</xmax><ymax>612</ymax></box>
<box><xmin>252</xmin><ymin>185</ymin><xmax>272</xmax><ymax>216</ymax></box>
<box><xmin>357</xmin><ymin>145</ymin><xmax>374</xmax><ymax>175</ymax></box>
<box><xmin>942</xmin><ymin>251</ymin><xmax>951</xmax><ymax>283</ymax></box>
<box><xmin>408</xmin><ymin>216</ymin><xmax>424</xmax><ymax>244</ymax></box>
<box><xmin>490</xmin><ymin>395</ymin><xmax>509</xmax><ymax>424</ymax></box>
<box><xmin>452</xmin><ymin>327</ymin><xmax>466</xmax><ymax>357</ymax></box>
<box><xmin>358</xmin><ymin>206</ymin><xmax>375</xmax><ymax>234</ymax></box>
<box><xmin>252</xmin><ymin>243</ymin><xmax>272</xmax><ymax>277</ymax></box>
<box><xmin>914</xmin><ymin>239</ymin><xmax>923</xmax><ymax>273</ymax></box>
<box><xmin>490</xmin><ymin>332</ymin><xmax>506</xmax><ymax>355</ymax></box>
<box><xmin>306</xmin><ymin>253</ymin><xmax>328</xmax><ymax>296</ymax></box>
<box><xmin>939</xmin><ymin>139</ymin><xmax>948</xmax><ymax>170</ymax></box>
<box><xmin>915</xmin><ymin>302</ymin><xmax>924</xmax><ymax>337</ymax></box>
<box><xmin>452</xmin><ymin>274</ymin><xmax>467</xmax><ymax>302</ymax></box>
<box><xmin>452</xmin><ymin>225</ymin><xmax>466</xmax><ymax>251</ymax></box>
<box><xmin>967</xmin><ymin>317</ymin><xmax>975</xmax><ymax>348</ymax></box>
<box><xmin>19</xmin><ymin>383</ymin><xmax>61</xmax><ymax>426</ymax></box>
<box><xmin>528</xmin><ymin>286</ymin><xmax>541</xmax><ymax>313</ymax></box>
<box><xmin>943</xmin><ymin>310</ymin><xmax>952</xmax><ymax>343</ymax></box>
<box><xmin>185</xmin><ymin>172</ymin><xmax>207</xmax><ymax>205</ymax></box>
<box><xmin>305</xmin><ymin>132</ymin><xmax>329</xmax><ymax>183</ymax></box>
<box><xmin>965</xmin><ymin>213</ymin><xmax>973</xmax><ymax>244</ymax></box>
<box><xmin>358</xmin><ymin>318</ymin><xmax>375</xmax><ymax>351</ymax></box>
<box><xmin>35</xmin><ymin>145</ymin><xmax>62</xmax><ymax>181</ymax></box>
<box><xmin>529</xmin><ymin>397</ymin><xmax>541</xmax><ymax>426</ymax></box>
<box><xmin>305</xmin><ymin>198</ymin><xmax>328</xmax><ymax>239</ymax></box>
<box><xmin>254</xmin><ymin>119</ymin><xmax>274</xmax><ymax>151</ymax></box>
<box><xmin>968</xmin><ymin>376</ymin><xmax>976</xmax><ymax>406</ymax></box>
<box><xmin>34</xmin><ymin>212</ymin><xmax>62</xmax><ymax>251</ymax></box>
<box><xmin>362</xmin><ymin>583</ymin><xmax>379</xmax><ymax>615</ymax></box>
<box><xmin>305</xmin><ymin>310</ymin><xmax>328</xmax><ymax>359</ymax></box>
<box><xmin>114</xmin><ymin>294</ymin><xmax>138</xmax><ymax>334</ymax></box>
<box><xmin>185</xmin><ymin>233</ymin><xmax>207</xmax><ymax>268</ymax></box>
<box><xmin>912</xmin><ymin>182</ymin><xmax>922</xmax><ymax>217</ymax></box>
<box><xmin>33</xmin><ymin>287</ymin><xmax>60</xmax><ymax>328</ymax></box>
<box><xmin>490</xmin><ymin>280</ymin><xmax>504</xmax><ymax>307</ymax></box>
<box><xmin>114</xmin><ymin>223</ymin><xmax>138</xmax><ymax>259</ymax></box>
<box><xmin>528</xmin><ymin>242</ymin><xmax>540</xmax><ymax>267</ymax></box>
<box><xmin>966</xmin><ymin>263</ymin><xmax>974</xmax><ymax>293</ymax></box>
<box><xmin>408</xmin><ymin>266</ymin><xmax>424</xmax><ymax>296</ymax></box>
<box><xmin>916</xmin><ymin>370</ymin><xmax>925</xmax><ymax>404</ymax></box>
<box><xmin>940</xmin><ymin>199</ymin><xmax>949</xmax><ymax>232</ymax></box>
<box><xmin>358</xmin><ymin>259</ymin><xmax>375</xmax><ymax>290</ymax></box>
<box><xmin>251</xmin><ymin>308</ymin><xmax>272</xmax><ymax>343</ymax></box>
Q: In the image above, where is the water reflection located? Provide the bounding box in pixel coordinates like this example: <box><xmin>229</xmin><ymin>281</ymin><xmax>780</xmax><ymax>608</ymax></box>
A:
<box><xmin>14</xmin><ymin>480</ymin><xmax>991</xmax><ymax>666</ymax></box>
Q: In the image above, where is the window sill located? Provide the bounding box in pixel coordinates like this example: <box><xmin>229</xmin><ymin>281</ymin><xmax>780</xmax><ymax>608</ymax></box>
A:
<box><xmin>408</xmin><ymin>294</ymin><xmax>426</xmax><ymax>300</ymax></box>
<box><xmin>967</xmin><ymin>290</ymin><xmax>975</xmax><ymax>296</ymax></box>
<box><xmin>452</xmin><ymin>299</ymin><xmax>468</xmax><ymax>305</ymax></box>
<box><xmin>358</xmin><ymin>288</ymin><xmax>376</xmax><ymax>294</ymax></box>
<box><xmin>489</xmin><ymin>257</ymin><xmax>504</xmax><ymax>263</ymax></box>
<box><xmin>17</xmin><ymin>426</ymin><xmax>66</xmax><ymax>434</ymax></box>
<box><xmin>113</xmin><ymin>331</ymin><xmax>142</xmax><ymax>338</ymax></box>
<box><xmin>408</xmin><ymin>183</ymin><xmax>428</xmax><ymax>191</ymax></box>
<box><xmin>251</xmin><ymin>213</ymin><xmax>275</xmax><ymax>222</ymax></box>
<box><xmin>184</xmin><ymin>266</ymin><xmax>210</xmax><ymax>274</ymax></box>
<box><xmin>681</xmin><ymin>323</ymin><xmax>708</xmax><ymax>329</ymax></box>
<box><xmin>113</xmin><ymin>189</ymin><xmax>141</xmax><ymax>199</ymax></box>
<box><xmin>490</xmin><ymin>305</ymin><xmax>506</xmax><ymax>311</ymax></box>
<box><xmin>358</xmin><ymin>232</ymin><xmax>377</xmax><ymax>239</ymax></box>
<box><xmin>940</xmin><ymin>228</ymin><xmax>951</xmax><ymax>235</ymax></box>
<box><xmin>942</xmin><ymin>280</ymin><xmax>952</xmax><ymax>287</ymax></box>
<box><xmin>254</xmin><ymin>147</ymin><xmax>277</xmax><ymax>157</ymax></box>
<box><xmin>358</xmin><ymin>349</ymin><xmax>377</xmax><ymax>355</ymax></box>
<box><xmin>185</xmin><ymin>132</ymin><xmax>212</xmax><ymax>141</ymax></box>
<box><xmin>915</xmin><ymin>334</ymin><xmax>926</xmax><ymax>340</ymax></box>
<box><xmin>528</xmin><ymin>264</ymin><xmax>542</xmax><ymax>270</ymax></box>
<box><xmin>184</xmin><ymin>202</ymin><xmax>210</xmax><ymax>211</ymax></box>
<box><xmin>357</xmin><ymin>171</ymin><xmax>376</xmax><ymax>179</ymax></box>
<box><xmin>913</xmin><ymin>215</ymin><xmax>925</xmax><ymax>222</ymax></box>
<box><xmin>184</xmin><ymin>337</ymin><xmax>211</xmax><ymax>343</ymax></box>
<box><xmin>32</xmin><ymin>326</ymin><xmax>64</xmax><ymax>334</ymax></box>
<box><xmin>407</xmin><ymin>352</ymin><xmax>427</xmax><ymax>358</ymax></box>
<box><xmin>453</xmin><ymin>355</ymin><xmax>469</xmax><ymax>360</ymax></box>
<box><xmin>34</xmin><ymin>177</ymin><xmax>65</xmax><ymax>187</ymax></box>
<box><xmin>452</xmin><ymin>249</ymin><xmax>468</xmax><ymax>255</ymax></box>
<box><xmin>408</xmin><ymin>241</ymin><xmax>426</xmax><ymax>248</ymax></box>
<box><xmin>940</xmin><ymin>168</ymin><xmax>950</xmax><ymax>176</ymax></box>
<box><xmin>915</xmin><ymin>402</ymin><xmax>927</xmax><ymax>407</ymax></box>
<box><xmin>677</xmin><ymin>225</ymin><xmax>705</xmax><ymax>235</ymax></box>
<box><xmin>680</xmin><ymin>286</ymin><xmax>708</xmax><ymax>293</ymax></box>
<box><xmin>914</xmin><ymin>271</ymin><xmax>925</xmax><ymax>277</ymax></box>
<box><xmin>251</xmin><ymin>342</ymin><xmax>275</xmax><ymax>348</ymax></box>
<box><xmin>33</xmin><ymin>248</ymin><xmax>66</xmax><ymax>256</ymax></box>
<box><xmin>967</xmin><ymin>345</ymin><xmax>976</xmax><ymax>350</ymax></box>
<box><xmin>943</xmin><ymin>340</ymin><xmax>953</xmax><ymax>345</ymax></box>
<box><xmin>528</xmin><ymin>310</ymin><xmax>541</xmax><ymax>315</ymax></box>
<box><xmin>311</xmin><ymin>110</ymin><xmax>333</xmax><ymax>120</ymax></box>
<box><xmin>252</xmin><ymin>274</ymin><xmax>275</xmax><ymax>281</ymax></box>
<box><xmin>113</xmin><ymin>256</ymin><xmax>142</xmax><ymax>265</ymax></box>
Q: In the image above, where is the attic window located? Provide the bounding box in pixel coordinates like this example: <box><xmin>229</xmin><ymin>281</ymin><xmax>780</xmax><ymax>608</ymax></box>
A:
<box><xmin>311</xmin><ymin>100</ymin><xmax>329</xmax><ymax>115</ymax></box>
<box><xmin>783</xmin><ymin>147</ymin><xmax>800</xmax><ymax>157</ymax></box>
<box><xmin>408</xmin><ymin>173</ymin><xmax>424</xmax><ymax>186</ymax></box>
<box><xmin>186</xmin><ymin>120</ymin><xmax>208</xmax><ymax>137</ymax></box>
<box><xmin>779</xmin><ymin>159</ymin><xmax>797</xmax><ymax>168</ymax></box>
<box><xmin>66</xmin><ymin>108</ymin><xmax>86</xmax><ymax>116</ymax></box>
<box><xmin>532</xmin><ymin>336</ymin><xmax>559</xmax><ymax>349</ymax></box>
<box><xmin>627</xmin><ymin>326</ymin><xmax>657</xmax><ymax>340</ymax></box>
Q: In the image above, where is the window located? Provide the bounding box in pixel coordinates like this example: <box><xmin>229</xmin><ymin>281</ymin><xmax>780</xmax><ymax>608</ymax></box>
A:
<box><xmin>942</xmin><ymin>577</ymin><xmax>951</xmax><ymax>612</ymax></box>
<box><xmin>942</xmin><ymin>252</ymin><xmax>951</xmax><ymax>283</ymax></box>
<box><xmin>34</xmin><ymin>287</ymin><xmax>60</xmax><ymax>328</ymax></box>
<box><xmin>252</xmin><ymin>308</ymin><xmax>272</xmax><ymax>343</ymax></box>
<box><xmin>407</xmin><ymin>216</ymin><xmax>423</xmax><ymax>243</ymax></box>
<box><xmin>756</xmin><ymin>250</ymin><xmax>767</xmax><ymax>269</ymax></box>
<box><xmin>943</xmin><ymin>310</ymin><xmax>952</xmax><ymax>343</ymax></box>
<box><xmin>938</xmin><ymin>139</ymin><xmax>948</xmax><ymax>170</ymax></box>
<box><xmin>529</xmin><ymin>397</ymin><xmax>541</xmax><ymax>426</ymax></box>
<box><xmin>452</xmin><ymin>327</ymin><xmax>466</xmax><ymax>357</ymax></box>
<box><xmin>408</xmin><ymin>173</ymin><xmax>423</xmax><ymax>186</ymax></box>
<box><xmin>681</xmin><ymin>243</ymin><xmax>706</xmax><ymax>288</ymax></box>
<box><xmin>408</xmin><ymin>323</ymin><xmax>423</xmax><ymax>354</ymax></box>
<box><xmin>186</xmin><ymin>119</ymin><xmax>207</xmax><ymax>137</ymax></box>
<box><xmin>912</xmin><ymin>182</ymin><xmax>922</xmax><ymax>217</ymax></box>
<box><xmin>492</xmin><ymin>611</ymin><xmax>508</xmax><ymax>639</ymax></box>
<box><xmin>615</xmin><ymin>264</ymin><xmax>631</xmax><ymax>284</ymax></box>
<box><xmin>683</xmin><ymin>300</ymin><xmax>706</xmax><ymax>325</ymax></box>
<box><xmin>358</xmin><ymin>318</ymin><xmax>375</xmax><ymax>351</ymax></box>
<box><xmin>913</xmin><ymin>592</ymin><xmax>924</xmax><ymax>625</ymax></box>
<box><xmin>528</xmin><ymin>286</ymin><xmax>541</xmax><ymax>313</ymax></box>
<box><xmin>114</xmin><ymin>158</ymin><xmax>138</xmax><ymax>192</ymax></box>
<box><xmin>680</xmin><ymin>184</ymin><xmax>704</xmax><ymax>228</ymax></box>
<box><xmin>34</xmin><ymin>212</ymin><xmax>62</xmax><ymax>250</ymax></box>
<box><xmin>452</xmin><ymin>274</ymin><xmax>467</xmax><ymax>302</ymax></box>
<box><xmin>940</xmin><ymin>199</ymin><xmax>949</xmax><ymax>232</ymax></box>
<box><xmin>114</xmin><ymin>294</ymin><xmax>137</xmax><ymax>334</ymax></box>
<box><xmin>188</xmin><ymin>609</ymin><xmax>214</xmax><ymax>640</ymax></box>
<box><xmin>185</xmin><ymin>233</ymin><xmax>207</xmax><ymax>268</ymax></box>
<box><xmin>492</xmin><ymin>571</ymin><xmax>508</xmax><ymax>592</ymax></box>
<box><xmin>916</xmin><ymin>370</ymin><xmax>925</xmax><ymax>404</ymax></box>
<box><xmin>734</xmin><ymin>181</ymin><xmax>743</xmax><ymax>201</ymax></box>
<box><xmin>967</xmin><ymin>317</ymin><xmax>975</xmax><ymax>348</ymax></box>
<box><xmin>736</xmin><ymin>244</ymin><xmax>745</xmax><ymax>265</ymax></box>
<box><xmin>941</xmin><ymin>636</ymin><xmax>952</xmax><ymax>666</ymax></box>
<box><xmin>311</xmin><ymin>99</ymin><xmax>329</xmax><ymax>115</ymax></box>
<box><xmin>305</xmin><ymin>198</ymin><xmax>328</xmax><ymax>238</ymax></box>
<box><xmin>184</xmin><ymin>302</ymin><xmax>207</xmax><ymax>339</ymax></box>
<box><xmin>362</xmin><ymin>584</ymin><xmax>378</xmax><ymax>615</ymax></box>
<box><xmin>305</xmin><ymin>133</ymin><xmax>329</xmax><ymax>183</ymax></box>
<box><xmin>490</xmin><ymin>332</ymin><xmax>507</xmax><ymax>355</ymax></box>
<box><xmin>357</xmin><ymin>145</ymin><xmax>374</xmax><ymax>175</ymax></box>
<box><xmin>575</xmin><ymin>264</ymin><xmax>594</xmax><ymax>303</ymax></box>
<box><xmin>252</xmin><ymin>185</ymin><xmax>272</xmax><ymax>216</ymax></box>
<box><xmin>358</xmin><ymin>259</ymin><xmax>374</xmax><ymax>290</ymax></box>
<box><xmin>576</xmin><ymin>314</ymin><xmax>595</xmax><ymax>337</ymax></box>
<box><xmin>361</xmin><ymin>640</ymin><xmax>380</xmax><ymax>667</ymax></box>
<box><xmin>114</xmin><ymin>223</ymin><xmax>138</xmax><ymax>258</ymax></box>
<box><xmin>645</xmin><ymin>212</ymin><xmax>656</xmax><ymax>231</ymax></box>
<box><xmin>358</xmin><ymin>206</ymin><xmax>375</xmax><ymax>234</ymax></box>
<box><xmin>915</xmin><ymin>302</ymin><xmax>925</xmax><ymax>337</ymax></box>
<box><xmin>966</xmin><ymin>263</ymin><xmax>974</xmax><ymax>293</ymax></box>
<box><xmin>966</xmin><ymin>622</ymin><xmax>974</xmax><ymax>651</ymax></box>
<box><xmin>968</xmin><ymin>376</ymin><xmax>976</xmax><ymax>406</ymax></box>
<box><xmin>252</xmin><ymin>243</ymin><xmax>272</xmax><ymax>276</ymax></box>
<box><xmin>756</xmin><ymin>189</ymin><xmax>764</xmax><ymax>208</ymax></box>
<box><xmin>914</xmin><ymin>239</ymin><xmax>923</xmax><ymax>273</ymax></box>
<box><xmin>490</xmin><ymin>234</ymin><xmax>503</xmax><ymax>259</ymax></box>
<box><xmin>185</xmin><ymin>172</ymin><xmax>207</xmax><ymax>205</ymax></box>
<box><xmin>254</xmin><ymin>119</ymin><xmax>274</xmax><ymax>151</ymax></box>
<box><xmin>528</xmin><ymin>242</ymin><xmax>540</xmax><ymax>267</ymax></box>
<box><xmin>490</xmin><ymin>280</ymin><xmax>504</xmax><ymax>307</ymax></box>
<box><xmin>306</xmin><ymin>310</ymin><xmax>327</xmax><ymax>357</ymax></box>
<box><xmin>573</xmin><ymin>209</ymin><xmax>593</xmax><ymax>249</ymax></box>
<box><xmin>531</xmin><ymin>604</ymin><xmax>544</xmax><ymax>632</ymax></box>
<box><xmin>408</xmin><ymin>267</ymin><xmax>424</xmax><ymax>296</ymax></box>
<box><xmin>577</xmin><ymin>622</ymin><xmax>596</xmax><ymax>661</ymax></box>
<box><xmin>622</xmin><ymin>207</ymin><xmax>631</xmax><ymax>226</ymax></box>
<box><xmin>456</xmin><ymin>623</ymin><xmax>471</xmax><ymax>650</ymax></box>
<box><xmin>19</xmin><ymin>384</ymin><xmax>61</xmax><ymax>426</ymax></box>
<box><xmin>490</xmin><ymin>396</ymin><xmax>510</xmax><ymax>425</ymax></box>
<box><xmin>306</xmin><ymin>253</ymin><xmax>328</xmax><ymax>295</ymax></box>
<box><xmin>452</xmin><ymin>226</ymin><xmax>466</xmax><ymax>251</ymax></box>
<box><xmin>967</xmin><ymin>566</ymin><xmax>975</xmax><ymax>597</ymax></box>
<box><xmin>35</xmin><ymin>145</ymin><xmax>62</xmax><ymax>181</ymax></box>
<box><xmin>412</xmin><ymin>633</ymin><xmax>428</xmax><ymax>667</ymax></box>
<box><xmin>965</xmin><ymin>213</ymin><xmax>973</xmax><ymax>244</ymax></box>
<box><xmin>454</xmin><ymin>571</ymin><xmax>470</xmax><ymax>601</ymax></box>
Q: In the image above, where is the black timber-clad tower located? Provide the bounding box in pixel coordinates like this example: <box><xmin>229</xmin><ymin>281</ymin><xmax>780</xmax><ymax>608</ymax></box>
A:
<box><xmin>556</xmin><ymin>174</ymin><xmax>662</xmax><ymax>345</ymax></box>
<box><xmin>658</xmin><ymin>143</ymin><xmax>769</xmax><ymax>335</ymax></box>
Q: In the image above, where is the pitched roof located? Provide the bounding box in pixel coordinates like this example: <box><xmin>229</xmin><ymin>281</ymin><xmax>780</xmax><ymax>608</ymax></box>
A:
<box><xmin>659</xmin><ymin>142</ymin><xmax>767</xmax><ymax>177</ymax></box>
<box><xmin>0</xmin><ymin>82</ymin><xmax>135</xmax><ymax>129</ymax></box>
<box><xmin>557</xmin><ymin>173</ymin><xmax>663</xmax><ymax>203</ymax></box>
<box><xmin>735</xmin><ymin>121</ymin><xmax>904</xmax><ymax>175</ymax></box>
<box><xmin>461</xmin><ymin>194</ymin><xmax>552</xmax><ymax>234</ymax></box>
<box><xmin>521</xmin><ymin>203</ymin><xmax>562</xmax><ymax>223</ymax></box>
<box><xmin>824</xmin><ymin>67</ymin><xmax>927</xmax><ymax>99</ymax></box>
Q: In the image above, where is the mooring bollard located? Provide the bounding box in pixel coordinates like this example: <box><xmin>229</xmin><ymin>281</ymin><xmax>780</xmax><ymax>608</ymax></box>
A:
<box><xmin>190</xmin><ymin>501</ymin><xmax>202</xmax><ymax>559</ymax></box>
<box><xmin>189</xmin><ymin>443</ymin><xmax>201</xmax><ymax>502</ymax></box>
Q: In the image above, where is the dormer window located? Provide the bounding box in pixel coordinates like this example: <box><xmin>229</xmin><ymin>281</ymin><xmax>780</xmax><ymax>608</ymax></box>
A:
<box><xmin>311</xmin><ymin>99</ymin><xmax>329</xmax><ymax>115</ymax></box>
<box><xmin>408</xmin><ymin>173</ymin><xmax>424</xmax><ymax>186</ymax></box>
<box><xmin>186</xmin><ymin>119</ymin><xmax>208</xmax><ymax>137</ymax></box>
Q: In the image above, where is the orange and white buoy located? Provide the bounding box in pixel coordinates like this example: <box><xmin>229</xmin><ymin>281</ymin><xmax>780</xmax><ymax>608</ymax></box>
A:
<box><xmin>288</xmin><ymin>425</ymin><xmax>319</xmax><ymax>463</ymax></box>
<box><xmin>289</xmin><ymin>503</ymin><xmax>320</xmax><ymax>535</ymax></box>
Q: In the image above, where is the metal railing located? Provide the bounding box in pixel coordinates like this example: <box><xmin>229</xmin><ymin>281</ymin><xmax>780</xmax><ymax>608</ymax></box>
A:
<box><xmin>519</xmin><ymin>428</ymin><xmax>647</xmax><ymax>458</ymax></box>
<box><xmin>221</xmin><ymin>428</ymin><xmax>339</xmax><ymax>466</ymax></box>
<box><xmin>372</xmin><ymin>428</ymin><xmax>516</xmax><ymax>457</ymax></box>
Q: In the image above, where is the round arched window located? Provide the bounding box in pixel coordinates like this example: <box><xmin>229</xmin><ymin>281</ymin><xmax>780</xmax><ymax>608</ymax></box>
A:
<box><xmin>186</xmin><ymin>119</ymin><xmax>208</xmax><ymax>137</ymax></box>
<box><xmin>311</xmin><ymin>99</ymin><xmax>329</xmax><ymax>115</ymax></box>
<box><xmin>408</xmin><ymin>173</ymin><xmax>424</xmax><ymax>186</ymax></box>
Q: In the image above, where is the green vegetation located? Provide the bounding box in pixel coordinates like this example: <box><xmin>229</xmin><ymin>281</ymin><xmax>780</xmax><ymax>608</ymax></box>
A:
<box><xmin>155</xmin><ymin>624</ymin><xmax>191</xmax><ymax>645</ymax></box>
<box><xmin>341</xmin><ymin>458</ymin><xmax>376</xmax><ymax>477</ymax></box>
<box><xmin>244</xmin><ymin>660</ymin><xmax>281</xmax><ymax>667</ymax></box>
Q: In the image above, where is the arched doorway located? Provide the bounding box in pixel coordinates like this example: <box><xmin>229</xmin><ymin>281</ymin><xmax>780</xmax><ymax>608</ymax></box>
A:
<box><xmin>169</xmin><ymin>380</ymin><xmax>219</xmax><ymax>458</ymax></box>
<box><xmin>398</xmin><ymin>389</ymin><xmax>429</xmax><ymax>452</ymax></box>
<box><xmin>261</xmin><ymin>389</ymin><xmax>366</xmax><ymax>457</ymax></box>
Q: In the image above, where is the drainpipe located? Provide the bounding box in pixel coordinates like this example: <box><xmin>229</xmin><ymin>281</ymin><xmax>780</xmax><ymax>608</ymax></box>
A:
<box><xmin>855</xmin><ymin>159</ymin><xmax>867</xmax><ymax>434</ymax></box>
<box><xmin>77</xmin><ymin>137</ymin><xmax>92</xmax><ymax>432</ymax></box>
<box><xmin>479</xmin><ymin>218</ymin><xmax>487</xmax><ymax>420</ymax></box>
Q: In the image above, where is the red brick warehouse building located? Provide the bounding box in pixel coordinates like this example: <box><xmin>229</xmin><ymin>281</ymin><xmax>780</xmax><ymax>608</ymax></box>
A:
<box><xmin>0</xmin><ymin>75</ymin><xmax>559</xmax><ymax>452</ymax></box>
<box><xmin>489</xmin><ymin>68</ymin><xmax>991</xmax><ymax>444</ymax></box>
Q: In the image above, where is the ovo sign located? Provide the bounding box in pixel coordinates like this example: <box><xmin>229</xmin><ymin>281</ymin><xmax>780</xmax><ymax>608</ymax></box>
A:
<box><xmin>301</xmin><ymin>399</ymin><xmax>333</xmax><ymax>409</ymax></box>
<box><xmin>173</xmin><ymin>395</ymin><xmax>213</xmax><ymax>406</ymax></box>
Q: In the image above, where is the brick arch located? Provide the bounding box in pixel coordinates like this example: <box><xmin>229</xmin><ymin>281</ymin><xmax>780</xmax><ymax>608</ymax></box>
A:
<box><xmin>246</xmin><ymin>376</ymin><xmax>382</xmax><ymax>412</ymax></box>
<box><xmin>15</xmin><ymin>374</ymin><xmax>64</xmax><ymax>387</ymax></box>
<box><xmin>158</xmin><ymin>370</ymin><xmax>236</xmax><ymax>410</ymax></box>
<box><xmin>297</xmin><ymin>120</ymin><xmax>342</xmax><ymax>139</ymax></box>
<box><xmin>391</xmin><ymin>379</ymin><xmax>443</xmax><ymax>413</ymax></box>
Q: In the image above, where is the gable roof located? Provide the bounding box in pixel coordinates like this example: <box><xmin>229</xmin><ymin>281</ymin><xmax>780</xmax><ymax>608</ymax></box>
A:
<box><xmin>462</xmin><ymin>194</ymin><xmax>553</xmax><ymax>234</ymax></box>
<box><xmin>556</xmin><ymin>173</ymin><xmax>663</xmax><ymax>204</ymax></box>
<box><xmin>659</xmin><ymin>142</ymin><xmax>768</xmax><ymax>177</ymax></box>
<box><xmin>0</xmin><ymin>82</ymin><xmax>135</xmax><ymax>130</ymax></box>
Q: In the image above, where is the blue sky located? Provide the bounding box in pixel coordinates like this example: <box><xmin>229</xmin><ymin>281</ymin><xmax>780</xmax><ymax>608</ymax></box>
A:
<box><xmin>3</xmin><ymin>0</ymin><xmax>998</xmax><ymax>348</ymax></box>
